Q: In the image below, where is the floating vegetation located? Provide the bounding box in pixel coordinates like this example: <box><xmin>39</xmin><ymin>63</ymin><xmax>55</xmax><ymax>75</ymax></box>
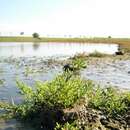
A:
<box><xmin>0</xmin><ymin>79</ymin><xmax>5</xmax><ymax>87</ymax></box>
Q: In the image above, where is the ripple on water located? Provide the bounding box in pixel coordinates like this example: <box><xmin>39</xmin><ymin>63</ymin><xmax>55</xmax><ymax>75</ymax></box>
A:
<box><xmin>82</xmin><ymin>60</ymin><xmax>130</xmax><ymax>89</ymax></box>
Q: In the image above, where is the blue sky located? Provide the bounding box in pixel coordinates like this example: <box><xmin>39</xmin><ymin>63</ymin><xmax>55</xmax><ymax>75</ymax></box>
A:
<box><xmin>0</xmin><ymin>0</ymin><xmax>130</xmax><ymax>37</ymax></box>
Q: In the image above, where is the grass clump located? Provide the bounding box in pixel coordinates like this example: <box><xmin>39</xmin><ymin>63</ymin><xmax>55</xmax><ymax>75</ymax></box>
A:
<box><xmin>89</xmin><ymin>51</ymin><xmax>107</xmax><ymax>57</ymax></box>
<box><xmin>0</xmin><ymin>79</ymin><xmax>5</xmax><ymax>86</ymax></box>
<box><xmin>72</xmin><ymin>58</ymin><xmax>86</xmax><ymax>71</ymax></box>
<box><xmin>55</xmin><ymin>122</ymin><xmax>79</xmax><ymax>130</ymax></box>
<box><xmin>68</xmin><ymin>55</ymin><xmax>87</xmax><ymax>71</ymax></box>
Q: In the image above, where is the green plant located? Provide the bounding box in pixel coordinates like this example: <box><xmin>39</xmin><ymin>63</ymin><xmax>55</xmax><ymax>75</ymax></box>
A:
<box><xmin>71</xmin><ymin>57</ymin><xmax>86</xmax><ymax>71</ymax></box>
<box><xmin>89</xmin><ymin>51</ymin><xmax>107</xmax><ymax>57</ymax></box>
<box><xmin>12</xmin><ymin>73</ymin><xmax>93</xmax><ymax>129</ymax></box>
<box><xmin>24</xmin><ymin>66</ymin><xmax>35</xmax><ymax>76</ymax></box>
<box><xmin>0</xmin><ymin>79</ymin><xmax>5</xmax><ymax>86</ymax></box>
<box><xmin>16</xmin><ymin>73</ymin><xmax>91</xmax><ymax>109</ymax></box>
<box><xmin>55</xmin><ymin>122</ymin><xmax>79</xmax><ymax>130</ymax></box>
<box><xmin>88</xmin><ymin>87</ymin><xmax>127</xmax><ymax>117</ymax></box>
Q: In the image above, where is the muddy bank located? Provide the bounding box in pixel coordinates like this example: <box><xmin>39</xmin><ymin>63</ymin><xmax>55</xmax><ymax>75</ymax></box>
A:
<box><xmin>63</xmin><ymin>103</ymin><xmax>129</xmax><ymax>130</ymax></box>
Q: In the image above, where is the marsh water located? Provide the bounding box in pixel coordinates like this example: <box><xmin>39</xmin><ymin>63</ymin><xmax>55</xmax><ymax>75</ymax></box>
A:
<box><xmin>0</xmin><ymin>42</ymin><xmax>130</xmax><ymax>130</ymax></box>
<box><xmin>0</xmin><ymin>42</ymin><xmax>118</xmax><ymax>57</ymax></box>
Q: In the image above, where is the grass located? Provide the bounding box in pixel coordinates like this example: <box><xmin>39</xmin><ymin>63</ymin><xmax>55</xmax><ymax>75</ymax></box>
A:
<box><xmin>0</xmin><ymin>36</ymin><xmax>130</xmax><ymax>44</ymax></box>
<box><xmin>89</xmin><ymin>51</ymin><xmax>108</xmax><ymax>57</ymax></box>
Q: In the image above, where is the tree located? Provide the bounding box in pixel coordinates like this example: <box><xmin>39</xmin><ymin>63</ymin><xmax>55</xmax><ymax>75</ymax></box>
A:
<box><xmin>32</xmin><ymin>32</ymin><xmax>40</xmax><ymax>38</ymax></box>
<box><xmin>20</xmin><ymin>32</ymin><xmax>24</xmax><ymax>35</ymax></box>
<box><xmin>108</xmin><ymin>36</ymin><xmax>112</xmax><ymax>38</ymax></box>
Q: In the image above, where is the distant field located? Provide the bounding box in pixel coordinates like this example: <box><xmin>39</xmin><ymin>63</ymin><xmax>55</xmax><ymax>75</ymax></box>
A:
<box><xmin>0</xmin><ymin>36</ymin><xmax>130</xmax><ymax>51</ymax></box>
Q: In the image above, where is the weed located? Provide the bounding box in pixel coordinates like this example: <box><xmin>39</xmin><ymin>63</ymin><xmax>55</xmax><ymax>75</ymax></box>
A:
<box><xmin>89</xmin><ymin>51</ymin><xmax>107</xmax><ymax>57</ymax></box>
<box><xmin>55</xmin><ymin>122</ymin><xmax>79</xmax><ymax>130</ymax></box>
<box><xmin>88</xmin><ymin>87</ymin><xmax>127</xmax><ymax>117</ymax></box>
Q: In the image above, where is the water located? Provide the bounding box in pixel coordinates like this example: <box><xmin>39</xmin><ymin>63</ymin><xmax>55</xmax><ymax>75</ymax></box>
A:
<box><xmin>0</xmin><ymin>42</ymin><xmax>119</xmax><ymax>130</ymax></box>
<box><xmin>82</xmin><ymin>60</ymin><xmax>130</xmax><ymax>90</ymax></box>
<box><xmin>0</xmin><ymin>42</ymin><xmax>118</xmax><ymax>57</ymax></box>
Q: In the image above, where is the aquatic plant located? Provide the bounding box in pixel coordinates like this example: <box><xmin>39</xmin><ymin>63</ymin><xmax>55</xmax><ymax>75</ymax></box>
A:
<box><xmin>55</xmin><ymin>122</ymin><xmax>79</xmax><ymax>130</ymax></box>
<box><xmin>0</xmin><ymin>79</ymin><xmax>5</xmax><ymax>86</ymax></box>
<box><xmin>89</xmin><ymin>51</ymin><xmax>107</xmax><ymax>57</ymax></box>
<box><xmin>24</xmin><ymin>66</ymin><xmax>34</xmax><ymax>76</ymax></box>
<box><xmin>70</xmin><ymin>56</ymin><xmax>87</xmax><ymax>71</ymax></box>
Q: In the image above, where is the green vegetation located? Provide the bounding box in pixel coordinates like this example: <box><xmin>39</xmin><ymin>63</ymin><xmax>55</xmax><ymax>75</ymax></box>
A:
<box><xmin>70</xmin><ymin>56</ymin><xmax>87</xmax><ymax>71</ymax></box>
<box><xmin>0</xmin><ymin>79</ymin><xmax>5</xmax><ymax>86</ymax></box>
<box><xmin>89</xmin><ymin>51</ymin><xmax>108</xmax><ymax>57</ymax></box>
<box><xmin>88</xmin><ymin>86</ymin><xmax>128</xmax><ymax>117</ymax></box>
<box><xmin>32</xmin><ymin>32</ymin><xmax>40</xmax><ymax>39</ymax></box>
<box><xmin>16</xmin><ymin>73</ymin><xmax>90</xmax><ymax>109</ymax></box>
<box><xmin>0</xmin><ymin>36</ymin><xmax>130</xmax><ymax>44</ymax></box>
<box><xmin>55</xmin><ymin>122</ymin><xmax>79</xmax><ymax>130</ymax></box>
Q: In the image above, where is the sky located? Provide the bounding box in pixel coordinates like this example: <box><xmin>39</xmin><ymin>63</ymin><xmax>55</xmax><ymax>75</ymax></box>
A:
<box><xmin>0</xmin><ymin>0</ymin><xmax>130</xmax><ymax>37</ymax></box>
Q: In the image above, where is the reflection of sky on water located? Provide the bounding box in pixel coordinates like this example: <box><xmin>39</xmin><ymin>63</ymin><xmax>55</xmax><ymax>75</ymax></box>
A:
<box><xmin>0</xmin><ymin>42</ymin><xmax>118</xmax><ymax>57</ymax></box>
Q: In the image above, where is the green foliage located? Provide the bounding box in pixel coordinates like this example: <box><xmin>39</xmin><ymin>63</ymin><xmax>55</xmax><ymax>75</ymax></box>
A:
<box><xmin>16</xmin><ymin>73</ymin><xmax>91</xmax><ymax>109</ymax></box>
<box><xmin>24</xmin><ymin>66</ymin><xmax>34</xmax><ymax>76</ymax></box>
<box><xmin>32</xmin><ymin>32</ymin><xmax>40</xmax><ymax>38</ymax></box>
<box><xmin>71</xmin><ymin>57</ymin><xmax>87</xmax><ymax>71</ymax></box>
<box><xmin>13</xmin><ymin>72</ymin><xmax>93</xmax><ymax>128</ymax></box>
<box><xmin>0</xmin><ymin>101</ymin><xmax>15</xmax><ymax>119</ymax></box>
<box><xmin>55</xmin><ymin>122</ymin><xmax>79</xmax><ymax>130</ymax></box>
<box><xmin>108</xmin><ymin>36</ymin><xmax>112</xmax><ymax>38</ymax></box>
<box><xmin>16</xmin><ymin>80</ymin><xmax>34</xmax><ymax>99</ymax></box>
<box><xmin>88</xmin><ymin>87</ymin><xmax>127</xmax><ymax>116</ymax></box>
<box><xmin>0</xmin><ymin>79</ymin><xmax>5</xmax><ymax>86</ymax></box>
<box><xmin>0</xmin><ymin>101</ymin><xmax>14</xmax><ymax>111</ymax></box>
<box><xmin>89</xmin><ymin>51</ymin><xmax>107</xmax><ymax>57</ymax></box>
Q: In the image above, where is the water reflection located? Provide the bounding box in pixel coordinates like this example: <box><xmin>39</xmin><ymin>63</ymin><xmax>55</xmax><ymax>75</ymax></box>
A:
<box><xmin>32</xmin><ymin>42</ymin><xmax>40</xmax><ymax>50</ymax></box>
<box><xmin>0</xmin><ymin>42</ymin><xmax>118</xmax><ymax>58</ymax></box>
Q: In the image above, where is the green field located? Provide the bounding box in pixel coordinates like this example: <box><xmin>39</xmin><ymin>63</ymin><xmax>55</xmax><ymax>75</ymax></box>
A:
<box><xmin>0</xmin><ymin>36</ymin><xmax>130</xmax><ymax>43</ymax></box>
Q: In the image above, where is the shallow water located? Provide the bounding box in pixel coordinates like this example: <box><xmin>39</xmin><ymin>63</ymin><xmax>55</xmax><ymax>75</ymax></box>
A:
<box><xmin>0</xmin><ymin>42</ymin><xmax>118</xmax><ymax>57</ymax></box>
<box><xmin>0</xmin><ymin>119</ymin><xmax>35</xmax><ymax>130</ymax></box>
<box><xmin>82</xmin><ymin>60</ymin><xmax>130</xmax><ymax>90</ymax></box>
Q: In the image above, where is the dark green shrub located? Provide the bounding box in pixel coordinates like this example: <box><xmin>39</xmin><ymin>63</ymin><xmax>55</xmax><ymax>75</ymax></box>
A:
<box><xmin>32</xmin><ymin>32</ymin><xmax>40</xmax><ymax>38</ymax></box>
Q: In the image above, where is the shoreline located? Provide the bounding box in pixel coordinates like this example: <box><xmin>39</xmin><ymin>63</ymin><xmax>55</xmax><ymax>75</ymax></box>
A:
<box><xmin>1</xmin><ymin>36</ymin><xmax>130</xmax><ymax>52</ymax></box>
